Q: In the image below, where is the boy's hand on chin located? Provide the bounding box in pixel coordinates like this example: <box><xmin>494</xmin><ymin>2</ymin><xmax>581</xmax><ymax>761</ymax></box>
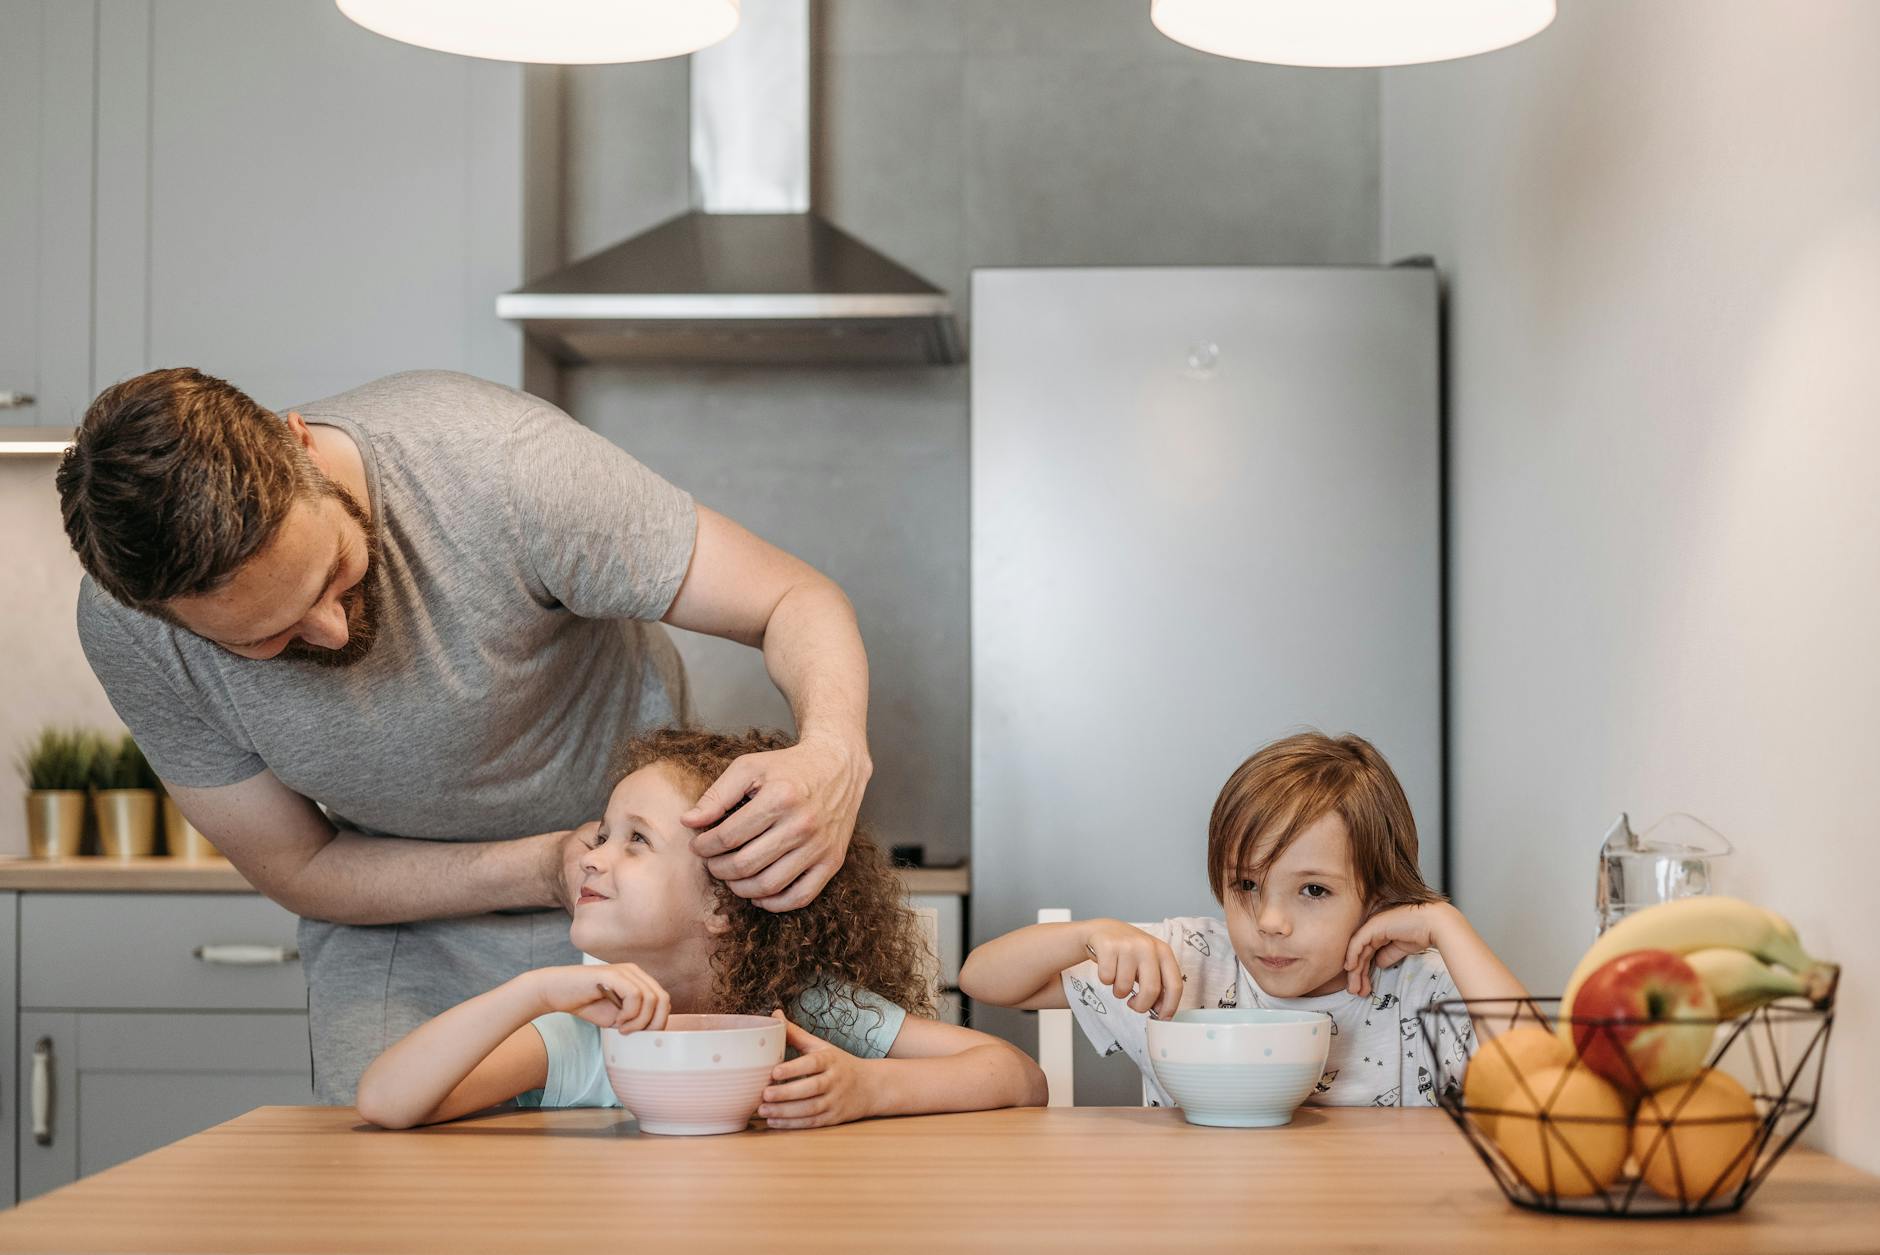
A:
<box><xmin>757</xmin><ymin>1012</ymin><xmax>877</xmax><ymax>1130</ymax></box>
<box><xmin>1342</xmin><ymin>903</ymin><xmax>1461</xmax><ymax>997</ymax></box>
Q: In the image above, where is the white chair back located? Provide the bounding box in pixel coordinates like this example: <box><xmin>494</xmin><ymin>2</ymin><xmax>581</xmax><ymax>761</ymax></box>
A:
<box><xmin>1036</xmin><ymin>907</ymin><xmax>1075</xmax><ymax>1106</ymax></box>
<box><xmin>912</xmin><ymin>906</ymin><xmax>941</xmax><ymax>998</ymax></box>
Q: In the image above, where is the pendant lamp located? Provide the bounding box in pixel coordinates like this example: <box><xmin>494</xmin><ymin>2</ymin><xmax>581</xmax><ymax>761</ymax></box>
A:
<box><xmin>1150</xmin><ymin>0</ymin><xmax>1555</xmax><ymax>68</ymax></box>
<box><xmin>337</xmin><ymin>0</ymin><xmax>740</xmax><ymax>65</ymax></box>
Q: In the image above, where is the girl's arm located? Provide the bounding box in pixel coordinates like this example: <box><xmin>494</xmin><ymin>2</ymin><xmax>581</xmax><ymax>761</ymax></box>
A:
<box><xmin>959</xmin><ymin>919</ymin><xmax>1184</xmax><ymax>1017</ymax></box>
<box><xmin>757</xmin><ymin>1015</ymin><xmax>1047</xmax><ymax>1130</ymax></box>
<box><xmin>355</xmin><ymin>962</ymin><xmax>670</xmax><ymax>1129</ymax></box>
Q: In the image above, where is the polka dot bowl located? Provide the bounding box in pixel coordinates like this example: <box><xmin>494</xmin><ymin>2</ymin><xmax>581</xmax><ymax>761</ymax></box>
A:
<box><xmin>1145</xmin><ymin>1009</ymin><xmax>1332</xmax><ymax>1128</ymax></box>
<box><xmin>601</xmin><ymin>1014</ymin><xmax>785</xmax><ymax>1136</ymax></box>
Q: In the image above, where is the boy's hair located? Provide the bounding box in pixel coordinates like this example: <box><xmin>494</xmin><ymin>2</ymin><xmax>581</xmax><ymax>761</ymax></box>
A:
<box><xmin>619</xmin><ymin>728</ymin><xmax>937</xmax><ymax>1025</ymax></box>
<box><xmin>1206</xmin><ymin>731</ymin><xmax>1441</xmax><ymax>914</ymax></box>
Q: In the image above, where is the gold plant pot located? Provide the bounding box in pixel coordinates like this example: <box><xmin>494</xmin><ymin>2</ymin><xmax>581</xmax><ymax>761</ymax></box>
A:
<box><xmin>95</xmin><ymin>789</ymin><xmax>159</xmax><ymax>858</ymax></box>
<box><xmin>163</xmin><ymin>796</ymin><xmax>222</xmax><ymax>861</ymax></box>
<box><xmin>26</xmin><ymin>791</ymin><xmax>87</xmax><ymax>860</ymax></box>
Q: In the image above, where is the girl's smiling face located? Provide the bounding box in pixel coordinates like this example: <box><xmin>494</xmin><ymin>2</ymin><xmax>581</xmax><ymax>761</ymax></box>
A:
<box><xmin>1223</xmin><ymin>811</ymin><xmax>1367</xmax><ymax>998</ymax></box>
<box><xmin>565</xmin><ymin>765</ymin><xmax>725</xmax><ymax>962</ymax></box>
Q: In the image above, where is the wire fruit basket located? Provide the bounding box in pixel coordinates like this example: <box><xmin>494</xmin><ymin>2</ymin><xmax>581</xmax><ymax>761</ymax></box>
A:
<box><xmin>1419</xmin><ymin>996</ymin><xmax>1833</xmax><ymax>1217</ymax></box>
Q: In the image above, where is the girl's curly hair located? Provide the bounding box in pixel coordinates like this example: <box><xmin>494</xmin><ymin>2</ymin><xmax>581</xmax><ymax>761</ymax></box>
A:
<box><xmin>618</xmin><ymin>728</ymin><xmax>937</xmax><ymax>1030</ymax></box>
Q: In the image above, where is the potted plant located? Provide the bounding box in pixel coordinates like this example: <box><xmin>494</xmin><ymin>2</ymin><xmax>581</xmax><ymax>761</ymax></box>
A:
<box><xmin>17</xmin><ymin>727</ymin><xmax>98</xmax><ymax>859</ymax></box>
<box><xmin>92</xmin><ymin>731</ymin><xmax>160</xmax><ymax>858</ymax></box>
<box><xmin>164</xmin><ymin>791</ymin><xmax>221</xmax><ymax>861</ymax></box>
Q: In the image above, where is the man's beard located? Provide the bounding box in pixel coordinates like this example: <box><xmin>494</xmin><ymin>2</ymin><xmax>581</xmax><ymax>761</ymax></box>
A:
<box><xmin>283</xmin><ymin>483</ymin><xmax>383</xmax><ymax>669</ymax></box>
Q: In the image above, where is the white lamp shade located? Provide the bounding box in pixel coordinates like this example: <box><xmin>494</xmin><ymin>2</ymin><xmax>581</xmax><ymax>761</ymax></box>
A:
<box><xmin>1150</xmin><ymin>0</ymin><xmax>1555</xmax><ymax>68</ymax></box>
<box><xmin>336</xmin><ymin>0</ymin><xmax>740</xmax><ymax>65</ymax></box>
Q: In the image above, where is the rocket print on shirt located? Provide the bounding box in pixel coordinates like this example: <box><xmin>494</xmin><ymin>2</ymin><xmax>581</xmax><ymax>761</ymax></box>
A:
<box><xmin>1070</xmin><ymin>977</ymin><xmax>1109</xmax><ymax>1014</ymax></box>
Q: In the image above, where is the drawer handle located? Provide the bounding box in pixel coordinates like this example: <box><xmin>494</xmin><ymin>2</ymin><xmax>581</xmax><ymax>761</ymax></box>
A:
<box><xmin>193</xmin><ymin>943</ymin><xmax>300</xmax><ymax>966</ymax></box>
<box><xmin>33</xmin><ymin>1037</ymin><xmax>53</xmax><ymax>1146</ymax></box>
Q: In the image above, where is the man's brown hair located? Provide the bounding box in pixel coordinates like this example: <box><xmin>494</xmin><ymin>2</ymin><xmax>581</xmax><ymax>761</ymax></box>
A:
<box><xmin>55</xmin><ymin>367</ymin><xmax>319</xmax><ymax>613</ymax></box>
<box><xmin>1206</xmin><ymin>731</ymin><xmax>1441</xmax><ymax>915</ymax></box>
<box><xmin>619</xmin><ymin>728</ymin><xmax>937</xmax><ymax>1029</ymax></box>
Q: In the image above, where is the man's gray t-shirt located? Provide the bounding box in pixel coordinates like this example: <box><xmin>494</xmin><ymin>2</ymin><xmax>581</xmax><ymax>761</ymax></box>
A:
<box><xmin>75</xmin><ymin>370</ymin><xmax>698</xmax><ymax>1102</ymax></box>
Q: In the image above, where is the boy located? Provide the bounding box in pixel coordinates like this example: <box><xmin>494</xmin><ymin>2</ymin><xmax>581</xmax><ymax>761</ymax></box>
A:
<box><xmin>960</xmin><ymin>732</ymin><xmax>1525</xmax><ymax>1106</ymax></box>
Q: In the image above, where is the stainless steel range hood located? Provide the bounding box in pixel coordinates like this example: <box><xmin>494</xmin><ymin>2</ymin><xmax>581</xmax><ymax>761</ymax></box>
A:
<box><xmin>499</xmin><ymin>0</ymin><xmax>960</xmax><ymax>366</ymax></box>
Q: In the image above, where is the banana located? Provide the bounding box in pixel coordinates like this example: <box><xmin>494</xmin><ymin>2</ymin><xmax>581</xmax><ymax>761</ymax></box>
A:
<box><xmin>1557</xmin><ymin>897</ymin><xmax>1837</xmax><ymax>1046</ymax></box>
<box><xmin>1685</xmin><ymin>947</ymin><xmax>1810</xmax><ymax>1018</ymax></box>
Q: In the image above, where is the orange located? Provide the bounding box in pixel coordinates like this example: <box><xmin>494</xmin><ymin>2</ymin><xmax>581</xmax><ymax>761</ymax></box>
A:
<box><xmin>1490</xmin><ymin>1064</ymin><xmax>1629</xmax><ymax>1198</ymax></box>
<box><xmin>1463</xmin><ymin>1026</ymin><xmax>1574</xmax><ymax>1132</ymax></box>
<box><xmin>1632</xmin><ymin>1068</ymin><xmax>1760</xmax><ymax>1204</ymax></box>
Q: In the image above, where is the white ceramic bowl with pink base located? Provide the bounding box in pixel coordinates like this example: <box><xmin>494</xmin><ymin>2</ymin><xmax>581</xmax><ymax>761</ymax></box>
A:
<box><xmin>601</xmin><ymin>1014</ymin><xmax>785</xmax><ymax>1136</ymax></box>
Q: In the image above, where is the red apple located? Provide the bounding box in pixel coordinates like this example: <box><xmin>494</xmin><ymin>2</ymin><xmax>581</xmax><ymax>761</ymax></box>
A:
<box><xmin>1570</xmin><ymin>949</ymin><xmax>1717</xmax><ymax>1096</ymax></box>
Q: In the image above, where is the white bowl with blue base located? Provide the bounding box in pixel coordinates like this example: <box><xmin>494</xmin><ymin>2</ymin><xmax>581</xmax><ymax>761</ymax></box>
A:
<box><xmin>1146</xmin><ymin>1009</ymin><xmax>1332</xmax><ymax>1128</ymax></box>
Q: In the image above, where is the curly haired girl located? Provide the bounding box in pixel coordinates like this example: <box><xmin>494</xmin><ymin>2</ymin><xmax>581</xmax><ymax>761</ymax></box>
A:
<box><xmin>357</xmin><ymin>728</ymin><xmax>1045</xmax><ymax>1130</ymax></box>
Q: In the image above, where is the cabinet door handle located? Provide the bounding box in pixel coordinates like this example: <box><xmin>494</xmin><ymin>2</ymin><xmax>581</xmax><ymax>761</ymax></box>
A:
<box><xmin>32</xmin><ymin>1037</ymin><xmax>53</xmax><ymax>1146</ymax></box>
<box><xmin>193</xmin><ymin>943</ymin><xmax>300</xmax><ymax>966</ymax></box>
<box><xmin>0</xmin><ymin>391</ymin><xmax>35</xmax><ymax>409</ymax></box>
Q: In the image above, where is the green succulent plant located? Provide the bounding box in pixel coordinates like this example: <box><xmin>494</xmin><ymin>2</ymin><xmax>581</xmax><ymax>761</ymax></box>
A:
<box><xmin>91</xmin><ymin>732</ymin><xmax>160</xmax><ymax>792</ymax></box>
<box><xmin>16</xmin><ymin>727</ymin><xmax>102</xmax><ymax>792</ymax></box>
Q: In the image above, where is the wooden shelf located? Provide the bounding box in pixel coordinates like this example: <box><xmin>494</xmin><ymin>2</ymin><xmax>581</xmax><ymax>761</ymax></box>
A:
<box><xmin>0</xmin><ymin>856</ymin><xmax>253</xmax><ymax>892</ymax></box>
<box><xmin>0</xmin><ymin>856</ymin><xmax>967</xmax><ymax>897</ymax></box>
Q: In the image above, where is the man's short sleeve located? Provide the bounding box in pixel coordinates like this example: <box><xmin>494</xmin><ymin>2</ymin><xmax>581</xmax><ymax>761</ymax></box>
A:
<box><xmin>74</xmin><ymin>580</ymin><xmax>265</xmax><ymax>788</ymax></box>
<box><xmin>516</xmin><ymin>1012</ymin><xmax>617</xmax><ymax>1109</ymax></box>
<box><xmin>501</xmin><ymin>403</ymin><xmax>698</xmax><ymax>622</ymax></box>
<box><xmin>789</xmin><ymin>983</ymin><xmax>908</xmax><ymax>1059</ymax></box>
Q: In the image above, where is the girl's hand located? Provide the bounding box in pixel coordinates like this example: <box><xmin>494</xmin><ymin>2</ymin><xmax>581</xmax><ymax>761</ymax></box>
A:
<box><xmin>757</xmin><ymin>1013</ymin><xmax>879</xmax><ymax>1129</ymax></box>
<box><xmin>534</xmin><ymin>962</ymin><xmax>670</xmax><ymax>1034</ymax></box>
<box><xmin>1343</xmin><ymin>903</ymin><xmax>1459</xmax><ymax>997</ymax></box>
<box><xmin>1081</xmin><ymin>919</ymin><xmax>1184</xmax><ymax>1019</ymax></box>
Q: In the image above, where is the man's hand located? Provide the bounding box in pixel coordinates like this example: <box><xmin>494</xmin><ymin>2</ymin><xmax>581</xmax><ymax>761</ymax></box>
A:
<box><xmin>542</xmin><ymin>824</ymin><xmax>587</xmax><ymax>911</ymax></box>
<box><xmin>682</xmin><ymin>734</ymin><xmax>871</xmax><ymax>911</ymax></box>
<box><xmin>757</xmin><ymin>1014</ymin><xmax>879</xmax><ymax>1129</ymax></box>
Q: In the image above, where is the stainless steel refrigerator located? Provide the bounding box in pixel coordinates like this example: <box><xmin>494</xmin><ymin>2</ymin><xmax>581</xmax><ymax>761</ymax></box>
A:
<box><xmin>970</xmin><ymin>264</ymin><xmax>1442</xmax><ymax>1103</ymax></box>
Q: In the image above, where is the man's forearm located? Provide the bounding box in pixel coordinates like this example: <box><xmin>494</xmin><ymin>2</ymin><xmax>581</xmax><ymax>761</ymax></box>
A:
<box><xmin>761</xmin><ymin>574</ymin><xmax>870</xmax><ymax>752</ymax></box>
<box><xmin>271</xmin><ymin>829</ymin><xmax>566</xmax><ymax>926</ymax></box>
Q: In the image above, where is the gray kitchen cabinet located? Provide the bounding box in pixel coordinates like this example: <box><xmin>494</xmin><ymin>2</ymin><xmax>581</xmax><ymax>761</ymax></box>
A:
<box><xmin>0</xmin><ymin>895</ymin><xmax>16</xmax><ymax>1209</ymax></box>
<box><xmin>3</xmin><ymin>0</ymin><xmax>530</xmax><ymax>431</ymax></box>
<box><xmin>17</xmin><ymin>1012</ymin><xmax>313</xmax><ymax>1201</ymax></box>
<box><xmin>0</xmin><ymin>0</ymin><xmax>95</xmax><ymax>429</ymax></box>
<box><xmin>4</xmin><ymin>891</ymin><xmax>312</xmax><ymax>1205</ymax></box>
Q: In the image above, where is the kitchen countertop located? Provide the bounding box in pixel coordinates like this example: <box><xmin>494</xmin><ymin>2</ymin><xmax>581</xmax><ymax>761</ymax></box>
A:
<box><xmin>0</xmin><ymin>855</ymin><xmax>254</xmax><ymax>892</ymax></box>
<box><xmin>0</xmin><ymin>855</ymin><xmax>970</xmax><ymax>896</ymax></box>
<box><xmin>0</xmin><ymin>1105</ymin><xmax>1873</xmax><ymax>1253</ymax></box>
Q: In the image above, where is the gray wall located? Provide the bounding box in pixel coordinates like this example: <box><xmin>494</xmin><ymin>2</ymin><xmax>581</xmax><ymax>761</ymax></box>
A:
<box><xmin>552</xmin><ymin>0</ymin><xmax>1382</xmax><ymax>862</ymax></box>
<box><xmin>1382</xmin><ymin>0</ymin><xmax>1878</xmax><ymax>1172</ymax></box>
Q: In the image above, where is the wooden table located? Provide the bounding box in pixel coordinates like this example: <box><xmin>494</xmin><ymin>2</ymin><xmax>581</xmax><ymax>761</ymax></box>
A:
<box><xmin>0</xmin><ymin>1106</ymin><xmax>1875</xmax><ymax>1254</ymax></box>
